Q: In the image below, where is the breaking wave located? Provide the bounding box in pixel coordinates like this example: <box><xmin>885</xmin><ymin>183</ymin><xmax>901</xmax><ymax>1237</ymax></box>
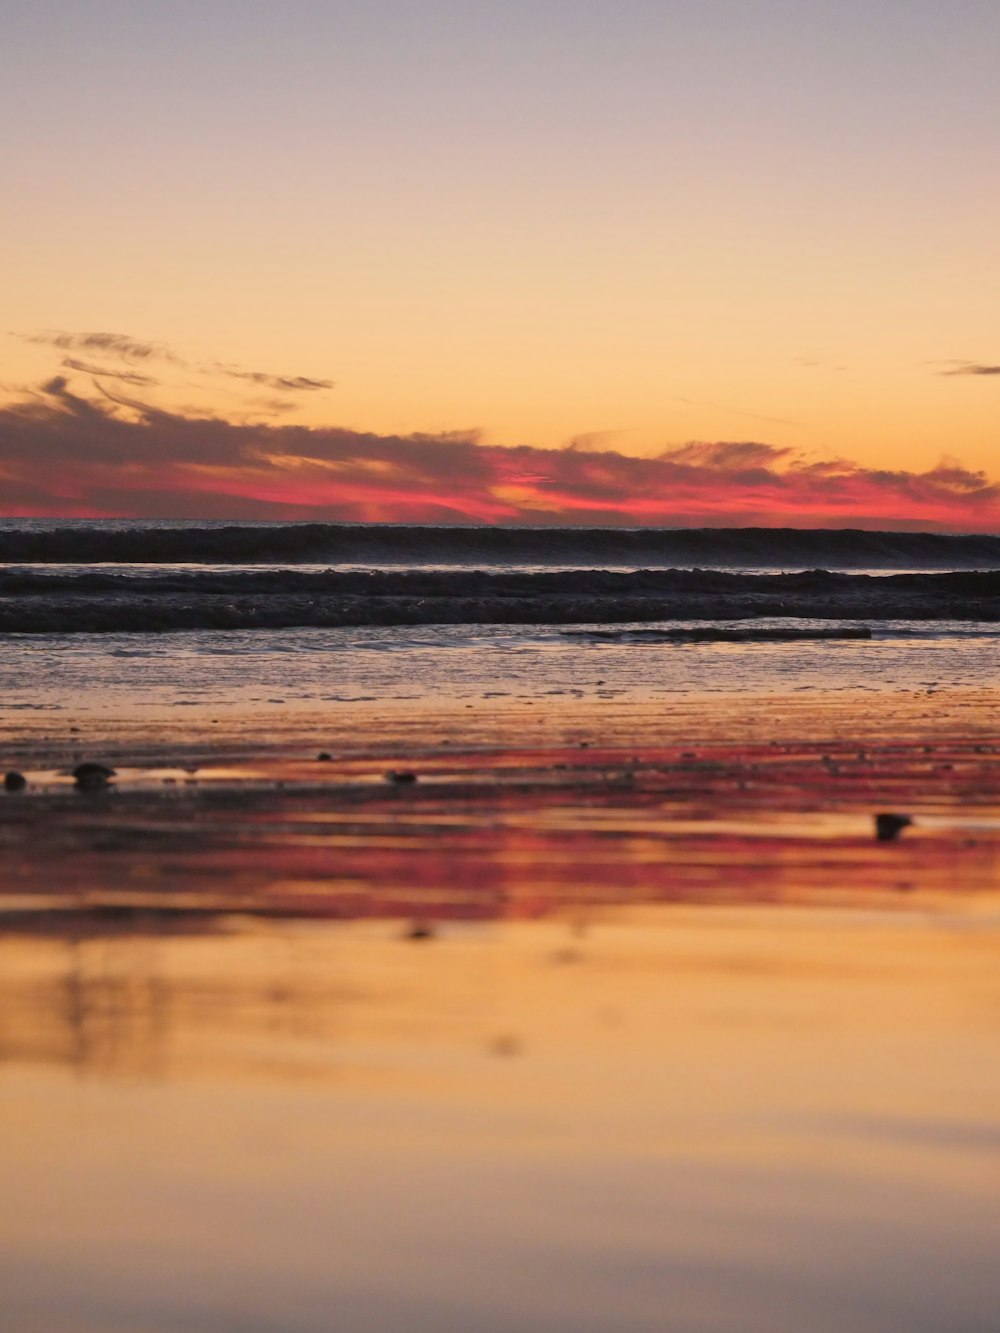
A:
<box><xmin>1</xmin><ymin>523</ymin><xmax>999</xmax><ymax>568</ymax></box>
<box><xmin>1</xmin><ymin>566</ymin><xmax>997</xmax><ymax>634</ymax></box>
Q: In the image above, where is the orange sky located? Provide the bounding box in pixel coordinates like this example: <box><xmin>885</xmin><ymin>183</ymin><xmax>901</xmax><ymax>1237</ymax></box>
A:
<box><xmin>2</xmin><ymin>3</ymin><xmax>998</xmax><ymax>527</ymax></box>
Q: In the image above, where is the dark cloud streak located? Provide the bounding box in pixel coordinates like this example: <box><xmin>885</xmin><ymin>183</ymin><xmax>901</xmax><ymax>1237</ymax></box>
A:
<box><xmin>15</xmin><ymin>331</ymin><xmax>335</xmax><ymax>399</ymax></box>
<box><xmin>22</xmin><ymin>331</ymin><xmax>182</xmax><ymax>363</ymax></box>
<box><xmin>215</xmin><ymin>365</ymin><xmax>335</xmax><ymax>392</ymax></box>
<box><xmin>61</xmin><ymin>357</ymin><xmax>159</xmax><ymax>387</ymax></box>
<box><xmin>942</xmin><ymin>363</ymin><xmax>1000</xmax><ymax>377</ymax></box>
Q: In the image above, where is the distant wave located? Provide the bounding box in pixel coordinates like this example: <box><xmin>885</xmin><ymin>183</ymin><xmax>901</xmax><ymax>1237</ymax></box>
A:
<box><xmin>1</xmin><ymin>523</ymin><xmax>999</xmax><ymax>568</ymax></box>
<box><xmin>1</xmin><ymin>567</ymin><xmax>997</xmax><ymax>633</ymax></box>
<box><xmin>2</xmin><ymin>567</ymin><xmax>998</xmax><ymax>598</ymax></box>
<box><xmin>562</xmin><ymin>626</ymin><xmax>875</xmax><ymax>643</ymax></box>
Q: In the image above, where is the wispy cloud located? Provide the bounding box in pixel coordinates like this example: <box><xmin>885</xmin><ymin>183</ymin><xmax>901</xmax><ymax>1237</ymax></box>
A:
<box><xmin>214</xmin><ymin>365</ymin><xmax>335</xmax><ymax>392</ymax></box>
<box><xmin>1</xmin><ymin>377</ymin><xmax>997</xmax><ymax>530</ymax></box>
<box><xmin>941</xmin><ymin>362</ymin><xmax>1000</xmax><ymax>377</ymax></box>
<box><xmin>60</xmin><ymin>357</ymin><xmax>159</xmax><ymax>387</ymax></box>
<box><xmin>22</xmin><ymin>330</ymin><xmax>182</xmax><ymax>363</ymax></box>
<box><xmin>247</xmin><ymin>397</ymin><xmax>299</xmax><ymax>417</ymax></box>
<box><xmin>12</xmin><ymin>330</ymin><xmax>334</xmax><ymax>404</ymax></box>
<box><xmin>658</xmin><ymin>441</ymin><xmax>795</xmax><ymax>472</ymax></box>
<box><xmin>564</xmin><ymin>430</ymin><xmax>632</xmax><ymax>453</ymax></box>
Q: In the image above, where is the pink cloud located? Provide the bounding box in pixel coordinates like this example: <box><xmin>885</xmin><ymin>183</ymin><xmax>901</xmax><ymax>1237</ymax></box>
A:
<box><xmin>1</xmin><ymin>378</ymin><xmax>998</xmax><ymax>530</ymax></box>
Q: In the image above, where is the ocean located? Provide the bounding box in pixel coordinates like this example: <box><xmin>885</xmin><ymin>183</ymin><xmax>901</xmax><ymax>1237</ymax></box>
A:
<box><xmin>0</xmin><ymin>522</ymin><xmax>997</xmax><ymax>713</ymax></box>
<box><xmin>3</xmin><ymin>518</ymin><xmax>1000</xmax><ymax>567</ymax></box>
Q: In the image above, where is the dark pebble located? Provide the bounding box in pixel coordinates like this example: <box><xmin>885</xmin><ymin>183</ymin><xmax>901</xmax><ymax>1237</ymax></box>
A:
<box><xmin>875</xmin><ymin>812</ymin><xmax>912</xmax><ymax>841</ymax></box>
<box><xmin>386</xmin><ymin>770</ymin><xmax>418</xmax><ymax>784</ymax></box>
<box><xmin>4</xmin><ymin>770</ymin><xmax>27</xmax><ymax>792</ymax></box>
<box><xmin>72</xmin><ymin>761</ymin><xmax>116</xmax><ymax>788</ymax></box>
<box><xmin>316</xmin><ymin>752</ymin><xmax>332</xmax><ymax>762</ymax></box>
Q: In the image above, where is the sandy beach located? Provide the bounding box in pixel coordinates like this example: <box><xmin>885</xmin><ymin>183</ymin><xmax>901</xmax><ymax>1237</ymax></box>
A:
<box><xmin>0</xmin><ymin>682</ymin><xmax>998</xmax><ymax>1333</ymax></box>
<box><xmin>2</xmin><ymin>679</ymin><xmax>999</xmax><ymax>1331</ymax></box>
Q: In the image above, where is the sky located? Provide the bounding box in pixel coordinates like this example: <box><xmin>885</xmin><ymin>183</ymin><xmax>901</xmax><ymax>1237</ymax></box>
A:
<box><xmin>1</xmin><ymin>0</ymin><xmax>998</xmax><ymax>527</ymax></box>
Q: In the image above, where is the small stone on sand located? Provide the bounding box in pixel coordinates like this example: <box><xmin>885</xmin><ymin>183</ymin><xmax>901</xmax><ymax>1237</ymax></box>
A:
<box><xmin>875</xmin><ymin>812</ymin><xmax>912</xmax><ymax>841</ymax></box>
<box><xmin>72</xmin><ymin>761</ymin><xmax>116</xmax><ymax>789</ymax></box>
<box><xmin>386</xmin><ymin>770</ymin><xmax>418</xmax><ymax>784</ymax></box>
<box><xmin>4</xmin><ymin>771</ymin><xmax>27</xmax><ymax>792</ymax></box>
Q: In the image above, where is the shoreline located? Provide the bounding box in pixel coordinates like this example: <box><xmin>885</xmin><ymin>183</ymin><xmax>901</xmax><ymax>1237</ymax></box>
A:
<box><xmin>3</xmin><ymin>687</ymin><xmax>997</xmax><ymax>928</ymax></box>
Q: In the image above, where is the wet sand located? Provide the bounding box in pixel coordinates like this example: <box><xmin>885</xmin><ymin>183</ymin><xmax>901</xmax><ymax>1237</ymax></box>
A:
<box><xmin>4</xmin><ymin>907</ymin><xmax>1000</xmax><ymax>1332</ymax></box>
<box><xmin>2</xmin><ymin>687</ymin><xmax>998</xmax><ymax>920</ymax></box>
<box><xmin>2</xmin><ymin>687</ymin><xmax>999</xmax><ymax>1331</ymax></box>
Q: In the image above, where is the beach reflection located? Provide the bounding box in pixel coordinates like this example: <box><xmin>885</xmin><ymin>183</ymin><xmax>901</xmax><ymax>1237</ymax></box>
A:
<box><xmin>3</xmin><ymin>907</ymin><xmax>1000</xmax><ymax>1333</ymax></box>
<box><xmin>2</xmin><ymin>719</ymin><xmax>998</xmax><ymax>922</ymax></box>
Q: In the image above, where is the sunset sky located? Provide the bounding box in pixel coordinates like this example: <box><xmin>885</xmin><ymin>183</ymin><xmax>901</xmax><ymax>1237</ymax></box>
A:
<box><xmin>2</xmin><ymin>0</ymin><xmax>998</xmax><ymax>527</ymax></box>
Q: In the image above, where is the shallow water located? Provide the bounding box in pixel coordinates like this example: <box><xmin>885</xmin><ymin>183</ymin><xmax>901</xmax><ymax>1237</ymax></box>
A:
<box><xmin>1</xmin><ymin>620</ymin><xmax>997</xmax><ymax>720</ymax></box>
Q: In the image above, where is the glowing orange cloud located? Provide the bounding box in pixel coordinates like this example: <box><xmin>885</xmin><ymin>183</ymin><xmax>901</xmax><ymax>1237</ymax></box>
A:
<box><xmin>1</xmin><ymin>377</ymin><xmax>998</xmax><ymax>531</ymax></box>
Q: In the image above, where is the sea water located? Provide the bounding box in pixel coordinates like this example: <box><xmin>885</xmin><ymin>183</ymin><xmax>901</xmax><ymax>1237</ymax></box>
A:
<box><xmin>0</xmin><ymin>620</ymin><xmax>997</xmax><ymax>722</ymax></box>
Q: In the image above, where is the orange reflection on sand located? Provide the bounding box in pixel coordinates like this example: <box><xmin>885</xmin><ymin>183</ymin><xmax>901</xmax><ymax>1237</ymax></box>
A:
<box><xmin>2</xmin><ymin>909</ymin><xmax>1000</xmax><ymax>1333</ymax></box>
